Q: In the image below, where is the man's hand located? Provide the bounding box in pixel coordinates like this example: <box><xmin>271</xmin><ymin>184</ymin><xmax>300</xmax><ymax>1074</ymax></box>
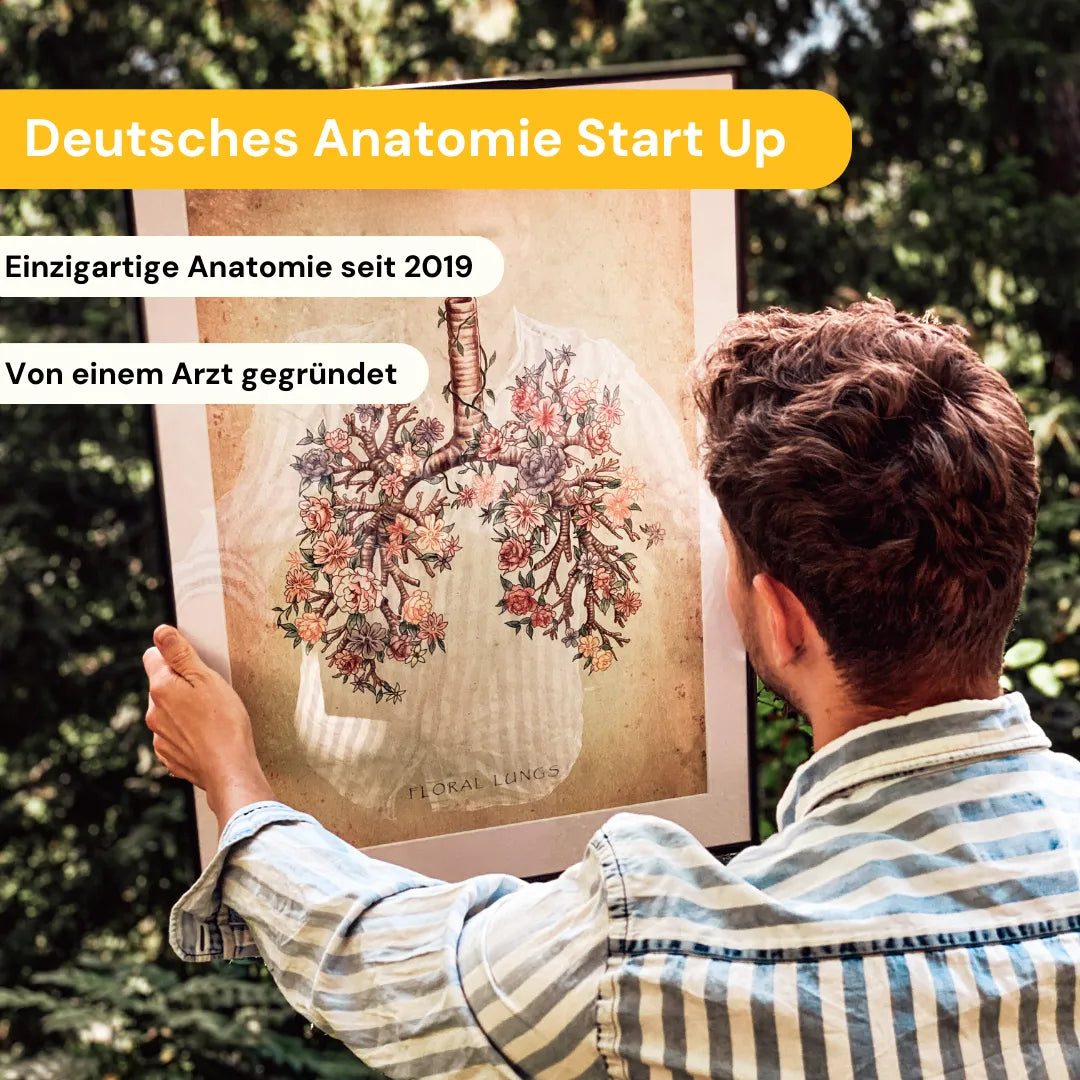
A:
<box><xmin>142</xmin><ymin>625</ymin><xmax>275</xmax><ymax>830</ymax></box>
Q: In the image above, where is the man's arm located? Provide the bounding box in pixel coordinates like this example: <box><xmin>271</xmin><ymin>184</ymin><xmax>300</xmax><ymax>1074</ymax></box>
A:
<box><xmin>144</xmin><ymin>628</ymin><xmax>611</xmax><ymax>1078</ymax></box>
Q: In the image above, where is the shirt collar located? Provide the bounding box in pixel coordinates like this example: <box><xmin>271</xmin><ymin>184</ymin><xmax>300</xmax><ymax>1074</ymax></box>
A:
<box><xmin>775</xmin><ymin>692</ymin><xmax>1050</xmax><ymax>831</ymax></box>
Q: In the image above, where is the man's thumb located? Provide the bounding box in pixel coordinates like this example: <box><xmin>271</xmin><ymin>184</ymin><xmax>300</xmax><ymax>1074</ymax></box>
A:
<box><xmin>153</xmin><ymin>625</ymin><xmax>200</xmax><ymax>674</ymax></box>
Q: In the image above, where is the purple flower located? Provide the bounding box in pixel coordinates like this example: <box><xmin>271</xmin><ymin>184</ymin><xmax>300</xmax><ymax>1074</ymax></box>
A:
<box><xmin>297</xmin><ymin>448</ymin><xmax>332</xmax><ymax>480</ymax></box>
<box><xmin>517</xmin><ymin>445</ymin><xmax>567</xmax><ymax>495</ymax></box>
<box><xmin>413</xmin><ymin>416</ymin><xmax>445</xmax><ymax>445</ymax></box>
<box><xmin>348</xmin><ymin>620</ymin><xmax>388</xmax><ymax>658</ymax></box>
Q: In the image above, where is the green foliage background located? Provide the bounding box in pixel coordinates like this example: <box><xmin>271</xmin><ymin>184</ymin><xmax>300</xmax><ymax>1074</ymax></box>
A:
<box><xmin>1</xmin><ymin>1</ymin><xmax>1077</xmax><ymax>1076</ymax></box>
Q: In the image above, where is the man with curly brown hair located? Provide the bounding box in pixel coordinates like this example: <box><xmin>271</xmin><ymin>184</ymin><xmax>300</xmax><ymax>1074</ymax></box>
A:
<box><xmin>145</xmin><ymin>299</ymin><xmax>1080</xmax><ymax>1079</ymax></box>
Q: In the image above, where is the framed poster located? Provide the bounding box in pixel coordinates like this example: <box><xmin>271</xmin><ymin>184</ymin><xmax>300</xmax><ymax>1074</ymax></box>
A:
<box><xmin>134</xmin><ymin>59</ymin><xmax>754</xmax><ymax>880</ymax></box>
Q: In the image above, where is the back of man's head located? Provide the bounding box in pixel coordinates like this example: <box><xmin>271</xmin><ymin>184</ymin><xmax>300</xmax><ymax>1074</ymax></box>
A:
<box><xmin>696</xmin><ymin>298</ymin><xmax>1040</xmax><ymax>712</ymax></box>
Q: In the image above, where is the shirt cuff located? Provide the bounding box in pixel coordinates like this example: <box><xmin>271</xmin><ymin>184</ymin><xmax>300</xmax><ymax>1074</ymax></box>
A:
<box><xmin>169</xmin><ymin>800</ymin><xmax>315</xmax><ymax>963</ymax></box>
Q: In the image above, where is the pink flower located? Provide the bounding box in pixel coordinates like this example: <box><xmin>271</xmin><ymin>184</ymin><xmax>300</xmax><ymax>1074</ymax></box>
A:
<box><xmin>299</xmin><ymin>495</ymin><xmax>334</xmax><ymax>533</ymax></box>
<box><xmin>455</xmin><ymin>484</ymin><xmax>476</xmax><ymax>507</ymax></box>
<box><xmin>418</xmin><ymin>612</ymin><xmax>448</xmax><ymax>644</ymax></box>
<box><xmin>387</xmin><ymin>515</ymin><xmax>412</xmax><ymax>543</ymax></box>
<box><xmin>603</xmin><ymin>489</ymin><xmax>634</xmax><ymax>523</ymax></box>
<box><xmin>284</xmin><ymin>567</ymin><xmax>315</xmax><ymax>604</ymax></box>
<box><xmin>333</xmin><ymin>567</ymin><xmax>380</xmax><ymax>614</ymax></box>
<box><xmin>478</xmin><ymin>427</ymin><xmax>504</xmax><ymax>460</ymax></box>
<box><xmin>504</xmin><ymin>584</ymin><xmax>537</xmax><ymax>616</ymax></box>
<box><xmin>527</xmin><ymin>397</ymin><xmax>562</xmax><ymax>436</ymax></box>
<box><xmin>618</xmin><ymin>467</ymin><xmax>646</xmax><ymax>500</ymax></box>
<box><xmin>384</xmin><ymin>536</ymin><xmax>404</xmax><ymax>561</ymax></box>
<box><xmin>295</xmin><ymin>612</ymin><xmax>327</xmax><ymax>644</ymax></box>
<box><xmin>415</xmin><ymin>514</ymin><xmax>445</xmax><ymax>554</ymax></box>
<box><xmin>583</xmin><ymin>422</ymin><xmax>611</xmax><ymax>455</ymax></box>
<box><xmin>616</xmin><ymin>590</ymin><xmax>642</xmax><ymax>617</ymax></box>
<box><xmin>312</xmin><ymin>532</ymin><xmax>358</xmax><ymax>574</ymax></box>
<box><xmin>498</xmin><ymin>536</ymin><xmax>532</xmax><ymax>572</ymax></box>
<box><xmin>379</xmin><ymin>471</ymin><xmax>405</xmax><ymax>498</ymax></box>
<box><xmin>592</xmin><ymin>566</ymin><xmax>615</xmax><ymax>598</ymax></box>
<box><xmin>503</xmin><ymin>491</ymin><xmax>543</xmax><ymax>536</ymax></box>
<box><xmin>324</xmin><ymin>427</ymin><xmax>350</xmax><ymax>453</ymax></box>
<box><xmin>530</xmin><ymin>604</ymin><xmax>554</xmax><ymax>629</ymax></box>
<box><xmin>510</xmin><ymin>384</ymin><xmax>539</xmax><ymax>415</ymax></box>
<box><xmin>471</xmin><ymin>473</ymin><xmax>500</xmax><ymax>507</ymax></box>
<box><xmin>566</xmin><ymin>387</ymin><xmax>593</xmax><ymax>415</ymax></box>
<box><xmin>287</xmin><ymin>550</ymin><xmax>304</xmax><ymax>569</ymax></box>
<box><xmin>596</xmin><ymin>398</ymin><xmax>624</xmax><ymax>427</ymax></box>
<box><xmin>575</xmin><ymin>502</ymin><xmax>600</xmax><ymax>528</ymax></box>
<box><xmin>402</xmin><ymin>589</ymin><xmax>434</xmax><ymax>625</ymax></box>
<box><xmin>441</xmin><ymin>534</ymin><xmax>462</xmax><ymax>559</ymax></box>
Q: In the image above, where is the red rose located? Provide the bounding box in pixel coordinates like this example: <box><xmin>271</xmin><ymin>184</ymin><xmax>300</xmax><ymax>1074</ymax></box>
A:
<box><xmin>504</xmin><ymin>584</ymin><xmax>537</xmax><ymax>616</ymax></box>
<box><xmin>510</xmin><ymin>384</ymin><xmax>538</xmax><ymax>415</ymax></box>
<box><xmin>530</xmin><ymin>604</ymin><xmax>554</xmax><ymax>629</ymax></box>
<box><xmin>331</xmin><ymin>649</ymin><xmax>364</xmax><ymax>675</ymax></box>
<box><xmin>387</xmin><ymin>635</ymin><xmax>414</xmax><ymax>662</ymax></box>
<box><xmin>584</xmin><ymin>422</ymin><xmax>611</xmax><ymax>455</ymax></box>
<box><xmin>498</xmin><ymin>536</ymin><xmax>532</xmax><ymax>572</ymax></box>
<box><xmin>478</xmin><ymin>427</ymin><xmax>504</xmax><ymax>460</ymax></box>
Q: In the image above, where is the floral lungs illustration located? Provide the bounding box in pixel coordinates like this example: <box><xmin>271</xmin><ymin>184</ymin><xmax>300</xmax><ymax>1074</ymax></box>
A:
<box><xmin>273</xmin><ymin>297</ymin><xmax>664</xmax><ymax>703</ymax></box>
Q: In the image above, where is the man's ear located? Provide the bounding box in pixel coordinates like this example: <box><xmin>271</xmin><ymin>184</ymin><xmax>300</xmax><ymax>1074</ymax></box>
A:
<box><xmin>751</xmin><ymin>572</ymin><xmax>811</xmax><ymax>666</ymax></box>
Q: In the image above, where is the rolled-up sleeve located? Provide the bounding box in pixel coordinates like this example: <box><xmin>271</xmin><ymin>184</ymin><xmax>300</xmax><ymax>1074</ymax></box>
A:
<box><xmin>169</xmin><ymin>801</ymin><xmax>612</xmax><ymax>1079</ymax></box>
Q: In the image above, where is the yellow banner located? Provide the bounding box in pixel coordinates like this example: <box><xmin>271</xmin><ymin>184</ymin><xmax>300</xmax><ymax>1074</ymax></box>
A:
<box><xmin>0</xmin><ymin>89</ymin><xmax>851</xmax><ymax>190</ymax></box>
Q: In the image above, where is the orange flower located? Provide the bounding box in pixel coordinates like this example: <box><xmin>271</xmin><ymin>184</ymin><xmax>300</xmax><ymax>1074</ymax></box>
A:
<box><xmin>402</xmin><ymin>589</ymin><xmax>434</xmax><ymax>625</ymax></box>
<box><xmin>578</xmin><ymin>633</ymin><xmax>602</xmax><ymax>658</ymax></box>
<box><xmin>295</xmin><ymin>612</ymin><xmax>327</xmax><ymax>644</ymax></box>
<box><xmin>602</xmin><ymin>489</ymin><xmax>634</xmax><ymax>523</ymax></box>
<box><xmin>591</xmin><ymin>649</ymin><xmax>614</xmax><ymax>672</ymax></box>
<box><xmin>616</xmin><ymin>590</ymin><xmax>642</xmax><ymax>617</ymax></box>
<box><xmin>312</xmin><ymin>531</ymin><xmax>357</xmax><ymax>574</ymax></box>
<box><xmin>284</xmin><ymin>567</ymin><xmax>315</xmax><ymax>604</ymax></box>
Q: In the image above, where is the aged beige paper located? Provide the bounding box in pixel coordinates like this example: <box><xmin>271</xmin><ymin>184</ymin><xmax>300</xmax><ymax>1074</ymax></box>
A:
<box><xmin>185</xmin><ymin>189</ymin><xmax>706</xmax><ymax>848</ymax></box>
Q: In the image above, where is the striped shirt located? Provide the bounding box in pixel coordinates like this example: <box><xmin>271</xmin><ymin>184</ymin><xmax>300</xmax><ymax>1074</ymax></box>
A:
<box><xmin>172</xmin><ymin>692</ymin><xmax>1080</xmax><ymax>1078</ymax></box>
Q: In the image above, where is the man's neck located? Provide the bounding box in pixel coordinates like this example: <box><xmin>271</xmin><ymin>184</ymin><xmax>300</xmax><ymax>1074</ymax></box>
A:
<box><xmin>808</xmin><ymin>676</ymin><xmax>1003</xmax><ymax>752</ymax></box>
